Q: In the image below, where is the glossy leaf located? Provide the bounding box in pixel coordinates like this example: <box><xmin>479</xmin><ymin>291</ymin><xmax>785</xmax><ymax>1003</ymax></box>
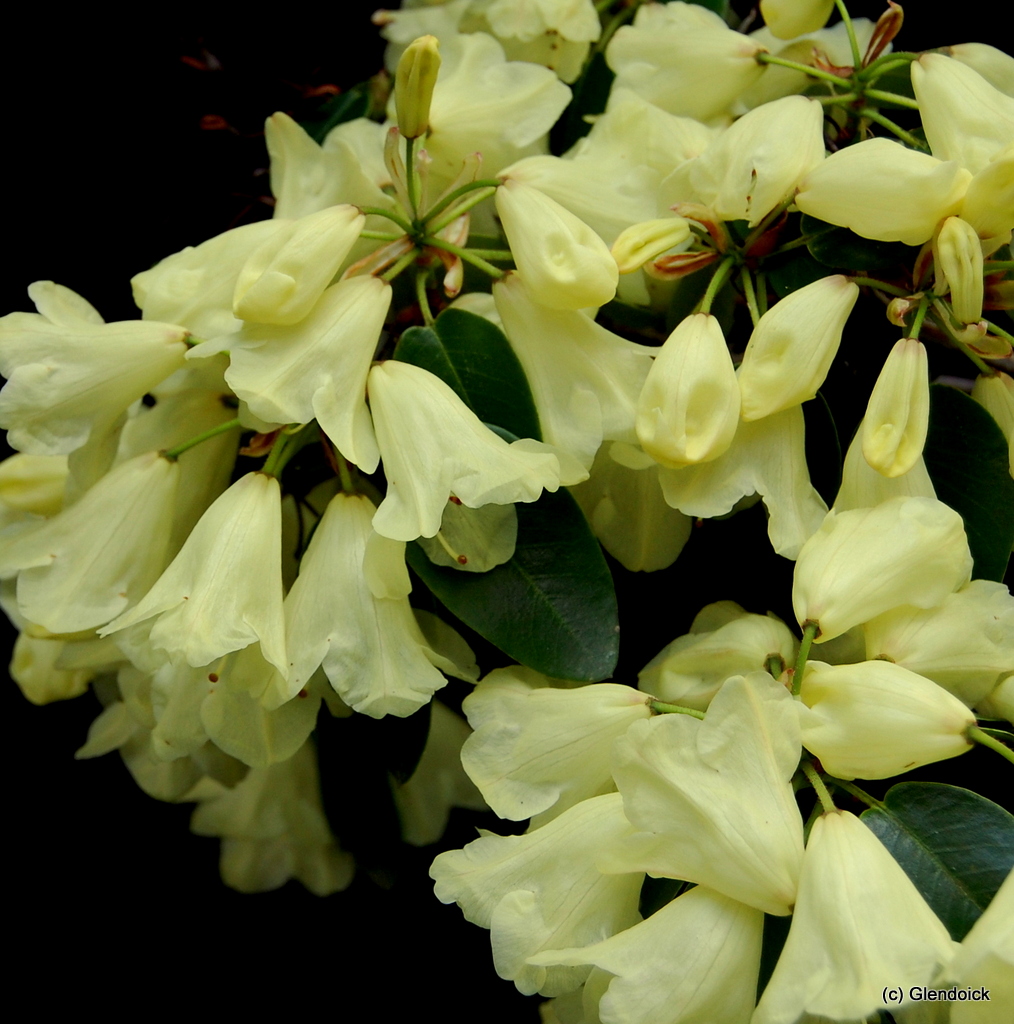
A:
<box><xmin>801</xmin><ymin>213</ymin><xmax>916</xmax><ymax>273</ymax></box>
<box><xmin>393</xmin><ymin>308</ymin><xmax>542</xmax><ymax>441</ymax></box>
<box><xmin>923</xmin><ymin>384</ymin><xmax>1014</xmax><ymax>582</ymax></box>
<box><xmin>861</xmin><ymin>782</ymin><xmax>1014</xmax><ymax>940</ymax></box>
<box><xmin>301</xmin><ymin>84</ymin><xmax>371</xmax><ymax>143</ymax></box>
<box><xmin>407</xmin><ymin>487</ymin><xmax>619</xmax><ymax>681</ymax></box>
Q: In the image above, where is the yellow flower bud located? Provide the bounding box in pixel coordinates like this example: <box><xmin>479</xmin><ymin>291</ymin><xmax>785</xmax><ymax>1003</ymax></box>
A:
<box><xmin>610</xmin><ymin>218</ymin><xmax>691</xmax><ymax>274</ymax></box>
<box><xmin>863</xmin><ymin>338</ymin><xmax>930</xmax><ymax>478</ymax></box>
<box><xmin>934</xmin><ymin>216</ymin><xmax>984</xmax><ymax>324</ymax></box>
<box><xmin>395</xmin><ymin>34</ymin><xmax>441</xmax><ymax>139</ymax></box>
<box><xmin>760</xmin><ymin>0</ymin><xmax>834</xmax><ymax>42</ymax></box>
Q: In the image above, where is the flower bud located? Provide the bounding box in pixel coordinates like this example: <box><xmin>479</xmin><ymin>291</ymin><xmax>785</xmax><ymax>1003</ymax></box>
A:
<box><xmin>760</xmin><ymin>0</ymin><xmax>834</xmax><ymax>41</ymax></box>
<box><xmin>610</xmin><ymin>217</ymin><xmax>691</xmax><ymax>275</ymax></box>
<box><xmin>798</xmin><ymin>660</ymin><xmax>975</xmax><ymax>779</ymax></box>
<box><xmin>793</xmin><ymin>497</ymin><xmax>973</xmax><ymax>642</ymax></box>
<box><xmin>636</xmin><ymin>313</ymin><xmax>740</xmax><ymax>468</ymax></box>
<box><xmin>232</xmin><ymin>205</ymin><xmax>365</xmax><ymax>325</ymax></box>
<box><xmin>495</xmin><ymin>179</ymin><xmax>618</xmax><ymax>310</ymax></box>
<box><xmin>933</xmin><ymin>217</ymin><xmax>984</xmax><ymax>324</ymax></box>
<box><xmin>862</xmin><ymin>338</ymin><xmax>930</xmax><ymax>478</ymax></box>
<box><xmin>738</xmin><ymin>275</ymin><xmax>858</xmax><ymax>420</ymax></box>
<box><xmin>395</xmin><ymin>34</ymin><xmax>441</xmax><ymax>139</ymax></box>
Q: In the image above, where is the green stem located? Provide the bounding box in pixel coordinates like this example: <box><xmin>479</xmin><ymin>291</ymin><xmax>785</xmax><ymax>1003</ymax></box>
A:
<box><xmin>967</xmin><ymin>725</ymin><xmax>1014</xmax><ymax>766</ymax></box>
<box><xmin>596</xmin><ymin>0</ymin><xmax>643</xmax><ymax>53</ymax></box>
<box><xmin>422</xmin><ymin>180</ymin><xmax>501</xmax><ymax>228</ymax></box>
<box><xmin>427</xmin><ymin>187</ymin><xmax>499</xmax><ymax>235</ymax></box>
<box><xmin>791</xmin><ymin>621</ymin><xmax>820</xmax><ymax>697</ymax></box>
<box><xmin>359</xmin><ymin>205</ymin><xmax>414</xmax><ymax>235</ymax></box>
<box><xmin>424</xmin><ymin>237</ymin><xmax>505</xmax><ymax>279</ymax></box>
<box><xmin>864</xmin><ymin>88</ymin><xmax>920</xmax><ymax>110</ymax></box>
<box><xmin>336</xmin><ymin>456</ymin><xmax>355</xmax><ymax>494</ymax></box>
<box><xmin>742</xmin><ymin>198</ymin><xmax>792</xmax><ymax>254</ymax></box>
<box><xmin>930</xmin><ymin>299</ymin><xmax>995</xmax><ymax>374</ymax></box>
<box><xmin>405</xmin><ymin>135</ymin><xmax>419</xmax><ymax>217</ymax></box>
<box><xmin>983</xmin><ymin>318</ymin><xmax>1014</xmax><ymax>345</ymax></box>
<box><xmin>756</xmin><ymin>52</ymin><xmax>852</xmax><ymax>86</ymax></box>
<box><xmin>740</xmin><ymin>266</ymin><xmax>761</xmax><ymax>328</ymax></box>
<box><xmin>360</xmin><ymin>230</ymin><xmax>403</xmax><ymax>242</ymax></box>
<box><xmin>907</xmin><ymin>293</ymin><xmax>930</xmax><ymax>339</ymax></box>
<box><xmin>163</xmin><ymin>417</ymin><xmax>242</xmax><ymax>461</ymax></box>
<box><xmin>460</xmin><ymin>249</ymin><xmax>514</xmax><ymax>261</ymax></box>
<box><xmin>698</xmin><ymin>255</ymin><xmax>736</xmax><ymax>315</ymax></box>
<box><xmin>801</xmin><ymin>760</ymin><xmax>837</xmax><ymax>814</ymax></box>
<box><xmin>262</xmin><ymin>429</ymin><xmax>298</xmax><ymax>477</ymax></box>
<box><xmin>773</xmin><ymin>230</ymin><xmax>834</xmax><ymax>256</ymax></box>
<box><xmin>755</xmin><ymin>271</ymin><xmax>768</xmax><ymax>316</ymax></box>
<box><xmin>766</xmin><ymin>654</ymin><xmax>786</xmax><ymax>679</ymax></box>
<box><xmin>851</xmin><ymin>275</ymin><xmax>910</xmax><ymax>297</ymax></box>
<box><xmin>415</xmin><ymin>267</ymin><xmax>435</xmax><ymax>326</ymax></box>
<box><xmin>833</xmin><ymin>0</ymin><xmax>863</xmax><ymax>69</ymax></box>
<box><xmin>984</xmin><ymin>260</ymin><xmax>1014</xmax><ymax>272</ymax></box>
<box><xmin>819</xmin><ymin>92</ymin><xmax>858</xmax><ymax>106</ymax></box>
<box><xmin>381</xmin><ymin>248</ymin><xmax>420</xmax><ymax>282</ymax></box>
<box><xmin>650</xmin><ymin>700</ymin><xmax>706</xmax><ymax>720</ymax></box>
<box><xmin>858</xmin><ymin>107</ymin><xmax>926</xmax><ymax>148</ymax></box>
<box><xmin>827</xmin><ymin>776</ymin><xmax>885</xmax><ymax>809</ymax></box>
<box><xmin>861</xmin><ymin>56</ymin><xmax>917</xmax><ymax>84</ymax></box>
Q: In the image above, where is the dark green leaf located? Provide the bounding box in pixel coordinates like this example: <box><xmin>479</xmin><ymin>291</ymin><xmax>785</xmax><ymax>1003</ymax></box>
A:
<box><xmin>407</xmin><ymin>488</ymin><xmax>619</xmax><ymax>681</ymax></box>
<box><xmin>393</xmin><ymin>308</ymin><xmax>542</xmax><ymax>441</ymax></box>
<box><xmin>686</xmin><ymin>0</ymin><xmax>729</xmax><ymax>15</ymax></box>
<box><xmin>924</xmin><ymin>384</ymin><xmax>1014</xmax><ymax>583</ymax></box>
<box><xmin>757</xmin><ymin>913</ymin><xmax>792</xmax><ymax>1002</ymax></box>
<box><xmin>550</xmin><ymin>50</ymin><xmax>614</xmax><ymax>155</ymax></box>
<box><xmin>765</xmin><ymin>248</ymin><xmax>833</xmax><ymax>298</ymax></box>
<box><xmin>861</xmin><ymin>782</ymin><xmax>1014</xmax><ymax>940</ymax></box>
<box><xmin>801</xmin><ymin>213</ymin><xmax>916</xmax><ymax>273</ymax></box>
<box><xmin>301</xmin><ymin>84</ymin><xmax>371</xmax><ymax>143</ymax></box>
<box><xmin>977</xmin><ymin>727</ymin><xmax>1014</xmax><ymax>745</ymax></box>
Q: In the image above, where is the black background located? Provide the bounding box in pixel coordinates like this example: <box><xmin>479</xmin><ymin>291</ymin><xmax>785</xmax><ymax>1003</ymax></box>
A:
<box><xmin>3</xmin><ymin>3</ymin><xmax>1009</xmax><ymax>1018</ymax></box>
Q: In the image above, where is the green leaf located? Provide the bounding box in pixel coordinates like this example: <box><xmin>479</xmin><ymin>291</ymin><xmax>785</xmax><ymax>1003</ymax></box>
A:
<box><xmin>802</xmin><ymin>391</ymin><xmax>842</xmax><ymax>507</ymax></box>
<box><xmin>393</xmin><ymin>308</ymin><xmax>542</xmax><ymax>441</ymax></box>
<box><xmin>801</xmin><ymin>213</ymin><xmax>916</xmax><ymax>273</ymax></box>
<box><xmin>924</xmin><ymin>384</ymin><xmax>1014</xmax><ymax>583</ymax></box>
<box><xmin>861</xmin><ymin>782</ymin><xmax>1014</xmax><ymax>940</ymax></box>
<box><xmin>406</xmin><ymin>487</ymin><xmax>619</xmax><ymax>681</ymax></box>
<box><xmin>550</xmin><ymin>50</ymin><xmax>614</xmax><ymax>155</ymax></box>
<box><xmin>301</xmin><ymin>84</ymin><xmax>371</xmax><ymax>143</ymax></box>
<box><xmin>765</xmin><ymin>248</ymin><xmax>834</xmax><ymax>298</ymax></box>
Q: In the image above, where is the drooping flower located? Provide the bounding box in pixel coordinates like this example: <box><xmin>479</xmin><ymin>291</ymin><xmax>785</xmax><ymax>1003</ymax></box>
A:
<box><xmin>753</xmin><ymin>810</ymin><xmax>957</xmax><ymax>1024</ymax></box>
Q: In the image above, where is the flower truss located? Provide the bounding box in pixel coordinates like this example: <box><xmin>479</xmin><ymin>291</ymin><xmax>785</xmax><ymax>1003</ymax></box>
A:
<box><xmin>3</xmin><ymin>2</ymin><xmax>1013</xmax><ymax>1021</ymax></box>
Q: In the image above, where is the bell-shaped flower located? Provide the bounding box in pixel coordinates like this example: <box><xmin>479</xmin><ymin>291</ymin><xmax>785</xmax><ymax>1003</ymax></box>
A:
<box><xmin>495</xmin><ymin>178</ymin><xmax>618</xmax><ymax>310</ymax></box>
<box><xmin>430</xmin><ymin>792</ymin><xmax>643</xmax><ymax>997</ymax></box>
<box><xmin>460</xmin><ymin>668</ymin><xmax>651</xmax><ymax>823</ymax></box>
<box><xmin>133</xmin><ymin>220</ymin><xmax>289</xmax><ymax>339</ymax></box>
<box><xmin>636</xmin><ymin>313</ymin><xmax>740</xmax><ymax>469</ymax></box>
<box><xmin>863</xmin><ymin>580</ymin><xmax>1014</xmax><ymax>707</ymax></box>
<box><xmin>569</xmin><ymin>444</ymin><xmax>692</xmax><ymax>572</ymax></box>
<box><xmin>605</xmin><ymin>673</ymin><xmax>804</xmax><ymax>916</ymax></box>
<box><xmin>232</xmin><ymin>205</ymin><xmax>365</xmax><ymax>325</ymax></box>
<box><xmin>934</xmin><ymin>216</ymin><xmax>985</xmax><ymax>324</ymax></box>
<box><xmin>972</xmin><ymin>371</ymin><xmax>1014</xmax><ymax>478</ymax></box>
<box><xmin>738</xmin><ymin>275</ymin><xmax>858</xmax><ymax>420</ymax></box>
<box><xmin>530</xmin><ymin>885</ymin><xmax>764</xmax><ymax>1024</ymax></box>
<box><xmin>494</xmin><ymin>273</ymin><xmax>653</xmax><ymax>470</ymax></box>
<box><xmin>793</xmin><ymin>497</ymin><xmax>973</xmax><ymax>642</ymax></box>
<box><xmin>368</xmin><ymin>359</ymin><xmax>565</xmax><ymax>542</ymax></box>
<box><xmin>0</xmin><ymin>451</ymin><xmax>179</xmax><ymax>634</ymax></box>
<box><xmin>639</xmin><ymin>605</ymin><xmax>798</xmax><ymax>711</ymax></box>
<box><xmin>10</xmin><ymin>632</ymin><xmax>93</xmax><ymax>705</ymax></box>
<box><xmin>660</xmin><ymin>95</ymin><xmax>825</xmax><ymax>226</ymax></box>
<box><xmin>274</xmin><ymin>492</ymin><xmax>469</xmax><ymax>718</ymax></box>
<box><xmin>656</xmin><ymin>403</ymin><xmax>828</xmax><ymax>559</ymax></box>
<box><xmin>265</xmin><ymin>111</ymin><xmax>393</xmax><ymax>221</ymax></box>
<box><xmin>0</xmin><ymin>452</ymin><xmax>68</xmax><ymax>520</ymax></box>
<box><xmin>912</xmin><ymin>54</ymin><xmax>1014</xmax><ymax>178</ymax></box>
<box><xmin>760</xmin><ymin>0</ymin><xmax>833</xmax><ymax>40</ymax></box>
<box><xmin>834</xmin><ymin>416</ymin><xmax>937</xmax><ymax>512</ymax></box>
<box><xmin>190</xmin><ymin>740</ymin><xmax>354</xmax><ymax>896</ymax></box>
<box><xmin>962</xmin><ymin>144</ymin><xmax>1014</xmax><ymax>248</ymax></box>
<box><xmin>753</xmin><ymin>810</ymin><xmax>957</xmax><ymax>1024</ymax></box>
<box><xmin>393</xmin><ymin>700</ymin><xmax>486</xmax><ymax>847</ymax></box>
<box><xmin>863</xmin><ymin>338</ymin><xmax>930</xmax><ymax>478</ymax></box>
<box><xmin>100</xmin><ymin>472</ymin><xmax>287</xmax><ymax>674</ymax></box>
<box><xmin>421</xmin><ymin>32</ymin><xmax>571</xmax><ymax>186</ymax></box>
<box><xmin>798</xmin><ymin>660</ymin><xmax>975</xmax><ymax>780</ymax></box>
<box><xmin>197</xmin><ymin>275</ymin><xmax>392</xmax><ymax>472</ymax></box>
<box><xmin>796</xmin><ymin>138</ymin><xmax>972</xmax><ymax>246</ymax></box>
<box><xmin>606</xmin><ymin>1</ymin><xmax>767</xmax><ymax>123</ymax></box>
<box><xmin>946</xmin><ymin>43</ymin><xmax>1014</xmax><ymax>95</ymax></box>
<box><xmin>0</xmin><ymin>292</ymin><xmax>189</xmax><ymax>456</ymax></box>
